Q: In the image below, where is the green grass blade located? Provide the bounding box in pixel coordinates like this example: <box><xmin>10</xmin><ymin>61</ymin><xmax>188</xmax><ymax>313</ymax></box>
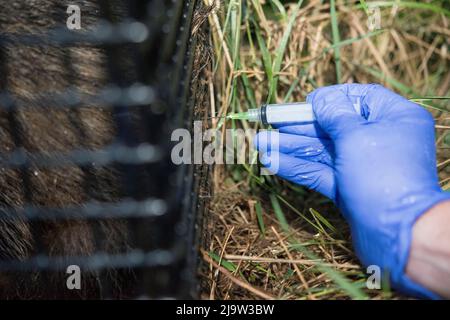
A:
<box><xmin>358</xmin><ymin>65</ymin><xmax>449</xmax><ymax>113</ymax></box>
<box><xmin>356</xmin><ymin>1</ymin><xmax>450</xmax><ymax>18</ymax></box>
<box><xmin>309</xmin><ymin>208</ymin><xmax>337</xmax><ymax>234</ymax></box>
<box><xmin>236</xmin><ymin>59</ymin><xmax>258</xmax><ymax>109</ymax></box>
<box><xmin>359</xmin><ymin>0</ymin><xmax>370</xmax><ymax>14</ymax></box>
<box><xmin>209</xmin><ymin>251</ymin><xmax>238</xmax><ymax>273</ymax></box>
<box><xmin>325</xmin><ymin>29</ymin><xmax>385</xmax><ymax>53</ymax></box>
<box><xmin>246</xmin><ymin>13</ymin><xmax>257</xmax><ymax>62</ymax></box>
<box><xmin>330</xmin><ymin>0</ymin><xmax>342</xmax><ymax>83</ymax></box>
<box><xmin>283</xmin><ymin>77</ymin><xmax>300</xmax><ymax>102</ymax></box>
<box><xmin>255</xmin><ymin>201</ymin><xmax>266</xmax><ymax>235</ymax></box>
<box><xmin>253</xmin><ymin>19</ymin><xmax>273</xmax><ymax>86</ymax></box>
<box><xmin>213</xmin><ymin>0</ymin><xmax>235</xmax><ymax>72</ymax></box>
<box><xmin>276</xmin><ymin>195</ymin><xmax>322</xmax><ymax>232</ymax></box>
<box><xmin>358</xmin><ymin>65</ymin><xmax>413</xmax><ymax>95</ymax></box>
<box><xmin>411</xmin><ymin>96</ymin><xmax>450</xmax><ymax>100</ymax></box>
<box><xmin>269</xmin><ymin>193</ymin><xmax>290</xmax><ymax>234</ymax></box>
<box><xmin>270</xmin><ymin>0</ymin><xmax>287</xmax><ymax>20</ymax></box>
<box><xmin>230</xmin><ymin>0</ymin><xmax>241</xmax><ymax>62</ymax></box>
<box><xmin>268</xmin><ymin>0</ymin><xmax>303</xmax><ymax>103</ymax></box>
<box><xmin>412</xmin><ymin>100</ymin><xmax>449</xmax><ymax>113</ymax></box>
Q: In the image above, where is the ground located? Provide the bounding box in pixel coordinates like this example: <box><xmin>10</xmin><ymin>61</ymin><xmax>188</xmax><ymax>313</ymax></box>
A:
<box><xmin>200</xmin><ymin>0</ymin><xmax>449</xmax><ymax>300</ymax></box>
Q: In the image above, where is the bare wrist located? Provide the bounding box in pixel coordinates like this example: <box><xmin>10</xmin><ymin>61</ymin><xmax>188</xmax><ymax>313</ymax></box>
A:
<box><xmin>406</xmin><ymin>199</ymin><xmax>450</xmax><ymax>298</ymax></box>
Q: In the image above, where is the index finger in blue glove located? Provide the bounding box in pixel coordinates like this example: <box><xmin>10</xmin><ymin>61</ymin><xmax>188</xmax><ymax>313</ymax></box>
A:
<box><xmin>307</xmin><ymin>86</ymin><xmax>364</xmax><ymax>140</ymax></box>
<box><xmin>260</xmin><ymin>151</ymin><xmax>336</xmax><ymax>200</ymax></box>
<box><xmin>271</xmin><ymin>84</ymin><xmax>367</xmax><ymax>137</ymax></box>
<box><xmin>255</xmin><ymin>131</ymin><xmax>334</xmax><ymax>166</ymax></box>
<box><xmin>271</xmin><ymin>122</ymin><xmax>329</xmax><ymax>138</ymax></box>
<box><xmin>328</xmin><ymin>83</ymin><xmax>432</xmax><ymax>123</ymax></box>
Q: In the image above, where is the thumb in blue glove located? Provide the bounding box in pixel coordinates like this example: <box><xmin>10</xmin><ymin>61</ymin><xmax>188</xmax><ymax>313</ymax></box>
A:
<box><xmin>254</xmin><ymin>83</ymin><xmax>450</xmax><ymax>299</ymax></box>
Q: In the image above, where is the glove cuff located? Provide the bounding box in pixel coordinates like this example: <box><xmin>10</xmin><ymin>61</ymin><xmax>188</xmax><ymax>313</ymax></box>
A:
<box><xmin>391</xmin><ymin>190</ymin><xmax>450</xmax><ymax>299</ymax></box>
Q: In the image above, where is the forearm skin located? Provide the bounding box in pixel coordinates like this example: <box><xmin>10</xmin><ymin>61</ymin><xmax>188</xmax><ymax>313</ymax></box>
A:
<box><xmin>406</xmin><ymin>200</ymin><xmax>450</xmax><ymax>298</ymax></box>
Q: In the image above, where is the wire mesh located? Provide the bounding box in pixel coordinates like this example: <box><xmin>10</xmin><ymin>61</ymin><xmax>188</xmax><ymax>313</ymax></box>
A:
<box><xmin>0</xmin><ymin>0</ymin><xmax>202</xmax><ymax>299</ymax></box>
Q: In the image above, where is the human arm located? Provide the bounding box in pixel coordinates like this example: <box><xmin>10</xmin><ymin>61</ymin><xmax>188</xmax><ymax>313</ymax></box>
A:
<box><xmin>254</xmin><ymin>83</ymin><xmax>450</xmax><ymax>298</ymax></box>
<box><xmin>407</xmin><ymin>200</ymin><xmax>450</xmax><ymax>298</ymax></box>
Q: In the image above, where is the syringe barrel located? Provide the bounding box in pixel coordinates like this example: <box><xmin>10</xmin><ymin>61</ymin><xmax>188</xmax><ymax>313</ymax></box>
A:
<box><xmin>257</xmin><ymin>102</ymin><xmax>315</xmax><ymax>125</ymax></box>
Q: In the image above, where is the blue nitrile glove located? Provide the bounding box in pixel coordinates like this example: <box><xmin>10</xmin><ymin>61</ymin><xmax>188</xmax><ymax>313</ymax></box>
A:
<box><xmin>254</xmin><ymin>83</ymin><xmax>450</xmax><ymax>299</ymax></box>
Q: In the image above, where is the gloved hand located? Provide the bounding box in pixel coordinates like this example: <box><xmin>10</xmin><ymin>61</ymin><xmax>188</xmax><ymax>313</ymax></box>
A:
<box><xmin>254</xmin><ymin>83</ymin><xmax>450</xmax><ymax>299</ymax></box>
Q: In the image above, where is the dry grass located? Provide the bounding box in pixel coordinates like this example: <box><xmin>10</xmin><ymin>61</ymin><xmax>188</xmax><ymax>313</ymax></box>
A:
<box><xmin>200</xmin><ymin>0</ymin><xmax>449</xmax><ymax>300</ymax></box>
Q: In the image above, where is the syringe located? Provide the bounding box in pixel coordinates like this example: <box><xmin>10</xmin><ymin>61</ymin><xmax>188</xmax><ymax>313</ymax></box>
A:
<box><xmin>225</xmin><ymin>102</ymin><xmax>314</xmax><ymax>126</ymax></box>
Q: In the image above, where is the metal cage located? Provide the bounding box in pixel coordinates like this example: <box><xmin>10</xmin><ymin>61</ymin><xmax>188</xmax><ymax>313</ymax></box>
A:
<box><xmin>0</xmin><ymin>0</ymin><xmax>205</xmax><ymax>299</ymax></box>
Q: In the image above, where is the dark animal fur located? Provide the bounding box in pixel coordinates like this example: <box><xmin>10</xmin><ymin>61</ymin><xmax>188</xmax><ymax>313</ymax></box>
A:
<box><xmin>0</xmin><ymin>0</ymin><xmax>136</xmax><ymax>299</ymax></box>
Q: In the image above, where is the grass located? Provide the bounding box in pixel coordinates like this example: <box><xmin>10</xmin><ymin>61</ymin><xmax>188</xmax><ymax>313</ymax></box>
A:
<box><xmin>355</xmin><ymin>1</ymin><xmax>450</xmax><ymax>17</ymax></box>
<box><xmin>330</xmin><ymin>0</ymin><xmax>342</xmax><ymax>83</ymax></box>
<box><xmin>268</xmin><ymin>0</ymin><xmax>303</xmax><ymax>103</ymax></box>
<box><xmin>202</xmin><ymin>0</ymin><xmax>449</xmax><ymax>300</ymax></box>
